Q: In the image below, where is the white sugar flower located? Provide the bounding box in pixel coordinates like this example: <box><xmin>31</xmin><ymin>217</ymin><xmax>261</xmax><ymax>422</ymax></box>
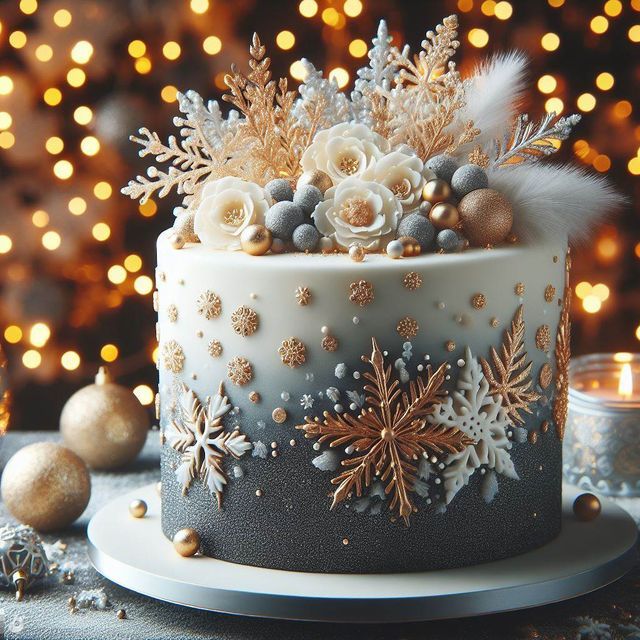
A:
<box><xmin>301</xmin><ymin>122</ymin><xmax>390</xmax><ymax>185</ymax></box>
<box><xmin>194</xmin><ymin>177</ymin><xmax>271</xmax><ymax>250</ymax></box>
<box><xmin>312</xmin><ymin>176</ymin><xmax>402</xmax><ymax>251</ymax></box>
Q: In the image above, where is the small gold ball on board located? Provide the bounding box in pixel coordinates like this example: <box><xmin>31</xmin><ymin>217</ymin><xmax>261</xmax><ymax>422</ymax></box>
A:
<box><xmin>173</xmin><ymin>528</ymin><xmax>201</xmax><ymax>557</ymax></box>
<box><xmin>297</xmin><ymin>169</ymin><xmax>333</xmax><ymax>195</ymax></box>
<box><xmin>116</xmin><ymin>609</ymin><xmax>127</xmax><ymax>620</ymax></box>
<box><xmin>169</xmin><ymin>233</ymin><xmax>185</xmax><ymax>250</ymax></box>
<box><xmin>429</xmin><ymin>202</ymin><xmax>460</xmax><ymax>230</ymax></box>
<box><xmin>0</xmin><ymin>442</ymin><xmax>91</xmax><ymax>532</ymax></box>
<box><xmin>573</xmin><ymin>493</ymin><xmax>601</xmax><ymax>522</ymax></box>
<box><xmin>240</xmin><ymin>224</ymin><xmax>273</xmax><ymax>256</ymax></box>
<box><xmin>129</xmin><ymin>499</ymin><xmax>147</xmax><ymax>519</ymax></box>
<box><xmin>397</xmin><ymin>236</ymin><xmax>421</xmax><ymax>257</ymax></box>
<box><xmin>458</xmin><ymin>188</ymin><xmax>513</xmax><ymax>247</ymax></box>
<box><xmin>60</xmin><ymin>366</ymin><xmax>150</xmax><ymax>470</ymax></box>
<box><xmin>422</xmin><ymin>178</ymin><xmax>452</xmax><ymax>204</ymax></box>
<box><xmin>348</xmin><ymin>243</ymin><xmax>365</xmax><ymax>263</ymax></box>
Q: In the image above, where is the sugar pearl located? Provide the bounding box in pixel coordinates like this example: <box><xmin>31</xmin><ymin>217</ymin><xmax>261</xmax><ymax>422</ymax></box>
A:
<box><xmin>265</xmin><ymin>178</ymin><xmax>294</xmax><ymax>203</ymax></box>
<box><xmin>319</xmin><ymin>236</ymin><xmax>334</xmax><ymax>253</ymax></box>
<box><xmin>349</xmin><ymin>243</ymin><xmax>365</xmax><ymax>262</ymax></box>
<box><xmin>386</xmin><ymin>240</ymin><xmax>404</xmax><ymax>259</ymax></box>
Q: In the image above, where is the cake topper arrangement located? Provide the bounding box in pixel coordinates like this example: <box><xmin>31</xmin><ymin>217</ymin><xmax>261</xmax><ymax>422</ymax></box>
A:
<box><xmin>123</xmin><ymin>15</ymin><xmax>620</xmax><ymax>257</ymax></box>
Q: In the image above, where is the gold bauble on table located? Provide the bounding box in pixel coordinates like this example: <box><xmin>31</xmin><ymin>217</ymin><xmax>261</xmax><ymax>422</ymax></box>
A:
<box><xmin>240</xmin><ymin>224</ymin><xmax>273</xmax><ymax>256</ymax></box>
<box><xmin>573</xmin><ymin>493</ymin><xmax>602</xmax><ymax>522</ymax></box>
<box><xmin>129</xmin><ymin>499</ymin><xmax>147</xmax><ymax>518</ymax></box>
<box><xmin>296</xmin><ymin>170</ymin><xmax>333</xmax><ymax>195</ymax></box>
<box><xmin>60</xmin><ymin>366</ymin><xmax>150</xmax><ymax>469</ymax></box>
<box><xmin>1</xmin><ymin>443</ymin><xmax>91</xmax><ymax>531</ymax></box>
<box><xmin>458</xmin><ymin>188</ymin><xmax>513</xmax><ymax>246</ymax></box>
<box><xmin>422</xmin><ymin>178</ymin><xmax>452</xmax><ymax>204</ymax></box>
<box><xmin>397</xmin><ymin>236</ymin><xmax>421</xmax><ymax>257</ymax></box>
<box><xmin>429</xmin><ymin>202</ymin><xmax>460</xmax><ymax>230</ymax></box>
<box><xmin>173</xmin><ymin>528</ymin><xmax>201</xmax><ymax>557</ymax></box>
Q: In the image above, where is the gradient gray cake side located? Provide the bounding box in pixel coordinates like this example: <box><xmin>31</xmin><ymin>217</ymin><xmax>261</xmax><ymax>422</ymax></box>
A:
<box><xmin>156</xmin><ymin>231</ymin><xmax>568</xmax><ymax>573</ymax></box>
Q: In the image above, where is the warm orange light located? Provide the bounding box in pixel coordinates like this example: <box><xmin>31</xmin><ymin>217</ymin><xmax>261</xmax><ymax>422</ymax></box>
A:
<box><xmin>53</xmin><ymin>9</ymin><xmax>72</xmax><ymax>27</ymax></box>
<box><xmin>577</xmin><ymin>93</ymin><xmax>596</xmax><ymax>112</ymax></box>
<box><xmin>595</xmin><ymin>72</ymin><xmax>614</xmax><ymax>90</ymax></box>
<box><xmin>590</xmin><ymin>16</ymin><xmax>609</xmax><ymax>34</ymax></box>
<box><xmin>0</xmin><ymin>235</ymin><xmax>12</xmax><ymax>254</ymax></box>
<box><xmin>80</xmin><ymin>135</ymin><xmax>100</xmax><ymax>156</ymax></box>
<box><xmin>619</xmin><ymin>363</ymin><xmax>633</xmax><ymax>399</ymax></box>
<box><xmin>135</xmin><ymin>57</ymin><xmax>152</xmax><ymax>74</ymax></box>
<box><xmin>45</xmin><ymin>136</ymin><xmax>64</xmax><ymax>154</ymax></box>
<box><xmin>53</xmin><ymin>159</ymin><xmax>73</xmax><ymax>179</ymax></box>
<box><xmin>289</xmin><ymin>60</ymin><xmax>307</xmax><ymax>81</ymax></box>
<box><xmin>457</xmin><ymin>0</ymin><xmax>474</xmax><ymax>11</ymax></box>
<box><xmin>203</xmin><ymin>36</ymin><xmax>222</xmax><ymax>55</ymax></box>
<box><xmin>139</xmin><ymin>200</ymin><xmax>157</xmax><ymax>217</ymax></box>
<box><xmin>299</xmin><ymin>0</ymin><xmax>318</xmax><ymax>17</ymax></box>
<box><xmin>101</xmin><ymin>344</ymin><xmax>119</xmax><ymax>362</ymax></box>
<box><xmin>494</xmin><ymin>1</ymin><xmax>513</xmax><ymax>20</ymax></box>
<box><xmin>541</xmin><ymin>32</ymin><xmax>560</xmax><ymax>51</ymax></box>
<box><xmin>343</xmin><ymin>0</ymin><xmax>363</xmax><ymax>17</ymax></box>
<box><xmin>43</xmin><ymin>87</ymin><xmax>62</xmax><ymax>106</ymax></box>
<box><xmin>92</xmin><ymin>222</ymin><xmax>111</xmax><ymax>241</ymax></box>
<box><xmin>582</xmin><ymin>295</ymin><xmax>602</xmax><ymax>314</ymax></box>
<box><xmin>468</xmin><ymin>28</ymin><xmax>489</xmax><ymax>48</ymax></box>
<box><xmin>9</xmin><ymin>31</ymin><xmax>27</xmax><ymax>49</ymax></box>
<box><xmin>349</xmin><ymin>39</ymin><xmax>368</xmax><ymax>58</ymax></box>
<box><xmin>42</xmin><ymin>230</ymin><xmax>61</xmax><ymax>250</ymax></box>
<box><xmin>108</xmin><ymin>265</ymin><xmax>127</xmax><ymax>284</ymax></box>
<box><xmin>32</xmin><ymin>210</ymin><xmax>49</xmax><ymax>227</ymax></box>
<box><xmin>133</xmin><ymin>384</ymin><xmax>154</xmax><ymax>405</ymax></box>
<box><xmin>597</xmin><ymin>236</ymin><xmax>619</xmax><ymax>260</ymax></box>
<box><xmin>0</xmin><ymin>76</ymin><xmax>14</xmax><ymax>95</ymax></box>
<box><xmin>537</xmin><ymin>74</ymin><xmax>557</xmax><ymax>94</ymax></box>
<box><xmin>124</xmin><ymin>254</ymin><xmax>142</xmax><ymax>272</ymax></box>
<box><xmin>545</xmin><ymin>97</ymin><xmax>564</xmax><ymax>115</ymax></box>
<box><xmin>68</xmin><ymin>196</ymin><xmax>87</xmax><ymax>215</ymax></box>
<box><xmin>35</xmin><ymin>44</ymin><xmax>53</xmax><ymax>62</ymax></box>
<box><xmin>61</xmin><ymin>351</ymin><xmax>81</xmax><ymax>371</ymax></box>
<box><xmin>276</xmin><ymin>30</ymin><xmax>295</xmax><ymax>50</ymax></box>
<box><xmin>94</xmin><ymin>181</ymin><xmax>112</xmax><ymax>200</ymax></box>
<box><xmin>614</xmin><ymin>100</ymin><xmax>633</xmax><ymax>119</ymax></box>
<box><xmin>629</xmin><ymin>25</ymin><xmax>640</xmax><ymax>42</ymax></box>
<box><xmin>161</xmin><ymin>85</ymin><xmax>178</xmax><ymax>103</ymax></box>
<box><xmin>66</xmin><ymin>67</ymin><xmax>86</xmax><ymax>87</ymax></box>
<box><xmin>190</xmin><ymin>0</ymin><xmax>209</xmax><ymax>13</ymax></box>
<box><xmin>29</xmin><ymin>322</ymin><xmax>50</xmax><ymax>348</ymax></box>
<box><xmin>162</xmin><ymin>41</ymin><xmax>181</xmax><ymax>60</ymax></box>
<box><xmin>0</xmin><ymin>131</ymin><xmax>15</xmax><ymax>149</ymax></box>
<box><xmin>614</xmin><ymin>352</ymin><xmax>633</xmax><ymax>364</ymax></box>
<box><xmin>4</xmin><ymin>326</ymin><xmax>22</xmax><ymax>344</ymax></box>
<box><xmin>22</xmin><ymin>350</ymin><xmax>42</xmax><ymax>369</ymax></box>
<box><xmin>134</xmin><ymin>275</ymin><xmax>153</xmax><ymax>295</ymax></box>
<box><xmin>329</xmin><ymin>67</ymin><xmax>349</xmax><ymax>89</ymax></box>
<box><xmin>71</xmin><ymin>40</ymin><xmax>93</xmax><ymax>64</ymax></box>
<box><xmin>128</xmin><ymin>40</ymin><xmax>146</xmax><ymax>58</ymax></box>
<box><xmin>73</xmin><ymin>105</ymin><xmax>93</xmax><ymax>124</ymax></box>
<box><xmin>604</xmin><ymin>0</ymin><xmax>622</xmax><ymax>17</ymax></box>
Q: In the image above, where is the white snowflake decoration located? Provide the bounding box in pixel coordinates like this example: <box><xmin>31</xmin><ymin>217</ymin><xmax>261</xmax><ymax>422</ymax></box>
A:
<box><xmin>167</xmin><ymin>383</ymin><xmax>251</xmax><ymax>507</ymax></box>
<box><xmin>429</xmin><ymin>347</ymin><xmax>518</xmax><ymax>504</ymax></box>
<box><xmin>300</xmin><ymin>394</ymin><xmax>315</xmax><ymax>409</ymax></box>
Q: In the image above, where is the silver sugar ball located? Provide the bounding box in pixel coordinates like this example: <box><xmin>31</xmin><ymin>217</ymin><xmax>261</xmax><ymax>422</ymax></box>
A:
<box><xmin>437</xmin><ymin>229</ymin><xmax>462</xmax><ymax>253</ymax></box>
<box><xmin>264</xmin><ymin>178</ymin><xmax>294</xmax><ymax>203</ymax></box>
<box><xmin>425</xmin><ymin>154</ymin><xmax>458</xmax><ymax>183</ymax></box>
<box><xmin>292</xmin><ymin>223</ymin><xmax>320</xmax><ymax>252</ymax></box>
<box><xmin>270</xmin><ymin>238</ymin><xmax>286</xmax><ymax>253</ymax></box>
<box><xmin>265</xmin><ymin>201</ymin><xmax>304</xmax><ymax>240</ymax></box>
<box><xmin>418</xmin><ymin>200</ymin><xmax>432</xmax><ymax>216</ymax></box>
<box><xmin>451</xmin><ymin>164</ymin><xmax>489</xmax><ymax>200</ymax></box>
<box><xmin>397</xmin><ymin>213</ymin><xmax>435</xmax><ymax>250</ymax></box>
<box><xmin>293</xmin><ymin>185</ymin><xmax>323</xmax><ymax>217</ymax></box>
<box><xmin>386</xmin><ymin>240</ymin><xmax>404</xmax><ymax>259</ymax></box>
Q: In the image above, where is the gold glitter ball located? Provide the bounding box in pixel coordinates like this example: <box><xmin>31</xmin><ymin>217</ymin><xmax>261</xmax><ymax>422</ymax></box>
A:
<box><xmin>539</xmin><ymin>363</ymin><xmax>553</xmax><ymax>389</ymax></box>
<box><xmin>535</xmin><ymin>325</ymin><xmax>552</xmax><ymax>352</ymax></box>
<box><xmin>397</xmin><ymin>316</ymin><xmax>419</xmax><ymax>339</ymax></box>
<box><xmin>231</xmin><ymin>305</ymin><xmax>259</xmax><ymax>337</ymax></box>
<box><xmin>278</xmin><ymin>337</ymin><xmax>307</xmax><ymax>368</ymax></box>
<box><xmin>429</xmin><ymin>202</ymin><xmax>460</xmax><ymax>230</ymax></box>
<box><xmin>321</xmin><ymin>335</ymin><xmax>339</xmax><ymax>352</ymax></box>
<box><xmin>458</xmin><ymin>188</ymin><xmax>513</xmax><ymax>247</ymax></box>
<box><xmin>227</xmin><ymin>356</ymin><xmax>253</xmax><ymax>386</ymax></box>
<box><xmin>249</xmin><ymin>391</ymin><xmax>261</xmax><ymax>403</ymax></box>
<box><xmin>167</xmin><ymin>304</ymin><xmax>178</xmax><ymax>323</ymax></box>
<box><xmin>403</xmin><ymin>272</ymin><xmax>423</xmax><ymax>291</ymax></box>
<box><xmin>240</xmin><ymin>224</ymin><xmax>272</xmax><ymax>256</ymax></box>
<box><xmin>272</xmin><ymin>407</ymin><xmax>287</xmax><ymax>424</ymax></box>
<box><xmin>129</xmin><ymin>499</ymin><xmax>147</xmax><ymax>519</ymax></box>
<box><xmin>162</xmin><ymin>339</ymin><xmax>185</xmax><ymax>373</ymax></box>
<box><xmin>349</xmin><ymin>244</ymin><xmax>366</xmax><ymax>263</ymax></box>
<box><xmin>349</xmin><ymin>280</ymin><xmax>374</xmax><ymax>306</ymax></box>
<box><xmin>445</xmin><ymin>340</ymin><xmax>456</xmax><ymax>352</ymax></box>
<box><xmin>514</xmin><ymin>282</ymin><xmax>525</xmax><ymax>296</ymax></box>
<box><xmin>471</xmin><ymin>293</ymin><xmax>486</xmax><ymax>310</ymax></box>
<box><xmin>208</xmin><ymin>340</ymin><xmax>223</xmax><ymax>358</ymax></box>
<box><xmin>297</xmin><ymin>169</ymin><xmax>333</xmax><ymax>195</ymax></box>
<box><xmin>295</xmin><ymin>286</ymin><xmax>312</xmax><ymax>306</ymax></box>
<box><xmin>422</xmin><ymin>178</ymin><xmax>451</xmax><ymax>204</ymax></box>
<box><xmin>196</xmin><ymin>290</ymin><xmax>222</xmax><ymax>319</ymax></box>
<box><xmin>544</xmin><ymin>284</ymin><xmax>556</xmax><ymax>303</ymax></box>
<box><xmin>172</xmin><ymin>528</ymin><xmax>201</xmax><ymax>557</ymax></box>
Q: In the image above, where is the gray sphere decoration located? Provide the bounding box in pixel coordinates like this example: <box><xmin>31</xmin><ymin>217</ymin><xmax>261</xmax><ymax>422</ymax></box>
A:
<box><xmin>425</xmin><ymin>154</ymin><xmax>458</xmax><ymax>183</ymax></box>
<box><xmin>451</xmin><ymin>164</ymin><xmax>489</xmax><ymax>200</ymax></box>
<box><xmin>437</xmin><ymin>229</ymin><xmax>462</xmax><ymax>253</ymax></box>
<box><xmin>264</xmin><ymin>178</ymin><xmax>294</xmax><ymax>203</ymax></box>
<box><xmin>292</xmin><ymin>224</ymin><xmax>320</xmax><ymax>252</ymax></box>
<box><xmin>397</xmin><ymin>213</ymin><xmax>435</xmax><ymax>250</ymax></box>
<box><xmin>265</xmin><ymin>201</ymin><xmax>304</xmax><ymax>240</ymax></box>
<box><xmin>293</xmin><ymin>185</ymin><xmax>323</xmax><ymax>216</ymax></box>
<box><xmin>418</xmin><ymin>200</ymin><xmax>432</xmax><ymax>216</ymax></box>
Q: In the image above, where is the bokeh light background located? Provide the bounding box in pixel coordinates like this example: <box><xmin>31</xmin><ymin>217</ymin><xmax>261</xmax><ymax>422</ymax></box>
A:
<box><xmin>0</xmin><ymin>0</ymin><xmax>637</xmax><ymax>429</ymax></box>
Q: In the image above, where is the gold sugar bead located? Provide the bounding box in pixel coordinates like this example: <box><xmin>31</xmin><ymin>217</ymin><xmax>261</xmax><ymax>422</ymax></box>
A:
<box><xmin>170</xmin><ymin>233</ymin><xmax>185</xmax><ymax>250</ymax></box>
<box><xmin>240</xmin><ymin>224</ymin><xmax>273</xmax><ymax>256</ymax></box>
<box><xmin>429</xmin><ymin>202</ymin><xmax>460</xmax><ymax>230</ymax></box>
<box><xmin>297</xmin><ymin>170</ymin><xmax>333</xmax><ymax>195</ymax></box>
<box><xmin>348</xmin><ymin>243</ymin><xmax>365</xmax><ymax>263</ymax></box>
<box><xmin>129</xmin><ymin>499</ymin><xmax>147</xmax><ymax>518</ymax></box>
<box><xmin>173</xmin><ymin>528</ymin><xmax>201</xmax><ymax>557</ymax></box>
<box><xmin>422</xmin><ymin>179</ymin><xmax>451</xmax><ymax>204</ymax></box>
<box><xmin>573</xmin><ymin>493</ymin><xmax>601</xmax><ymax>522</ymax></box>
<box><xmin>397</xmin><ymin>236</ymin><xmax>421</xmax><ymax>257</ymax></box>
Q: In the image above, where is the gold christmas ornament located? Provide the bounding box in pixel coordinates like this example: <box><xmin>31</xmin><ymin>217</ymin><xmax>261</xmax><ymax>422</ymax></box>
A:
<box><xmin>422</xmin><ymin>178</ymin><xmax>452</xmax><ymax>204</ymax></box>
<box><xmin>1</xmin><ymin>443</ymin><xmax>91</xmax><ymax>532</ymax></box>
<box><xmin>458</xmin><ymin>188</ymin><xmax>513</xmax><ymax>246</ymax></box>
<box><xmin>0</xmin><ymin>525</ymin><xmax>49</xmax><ymax>601</ymax></box>
<box><xmin>60</xmin><ymin>367</ymin><xmax>150</xmax><ymax>470</ymax></box>
<box><xmin>573</xmin><ymin>493</ymin><xmax>601</xmax><ymax>521</ymax></box>
<box><xmin>0</xmin><ymin>342</ymin><xmax>10</xmax><ymax>435</ymax></box>
<box><xmin>348</xmin><ymin>243</ymin><xmax>365</xmax><ymax>262</ymax></box>
<box><xmin>129</xmin><ymin>499</ymin><xmax>147</xmax><ymax>518</ymax></box>
<box><xmin>173</xmin><ymin>528</ymin><xmax>201</xmax><ymax>557</ymax></box>
<box><xmin>297</xmin><ymin>169</ymin><xmax>332</xmax><ymax>195</ymax></box>
<box><xmin>240</xmin><ymin>224</ymin><xmax>273</xmax><ymax>256</ymax></box>
<box><xmin>429</xmin><ymin>202</ymin><xmax>460</xmax><ymax>230</ymax></box>
<box><xmin>398</xmin><ymin>236</ymin><xmax>421</xmax><ymax>257</ymax></box>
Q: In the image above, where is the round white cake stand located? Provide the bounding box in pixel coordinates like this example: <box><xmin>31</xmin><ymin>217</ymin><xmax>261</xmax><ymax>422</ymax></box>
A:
<box><xmin>87</xmin><ymin>483</ymin><xmax>637</xmax><ymax>623</ymax></box>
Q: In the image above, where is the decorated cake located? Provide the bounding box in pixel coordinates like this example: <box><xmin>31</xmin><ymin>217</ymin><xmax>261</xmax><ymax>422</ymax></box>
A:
<box><xmin>123</xmin><ymin>16</ymin><xmax>620</xmax><ymax>573</ymax></box>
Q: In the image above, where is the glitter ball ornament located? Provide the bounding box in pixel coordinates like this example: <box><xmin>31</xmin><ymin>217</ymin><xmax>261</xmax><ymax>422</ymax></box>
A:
<box><xmin>573</xmin><ymin>493</ymin><xmax>601</xmax><ymax>521</ymax></box>
<box><xmin>424</xmin><ymin>154</ymin><xmax>458</xmax><ymax>183</ymax></box>
<box><xmin>172</xmin><ymin>211</ymin><xmax>199</xmax><ymax>243</ymax></box>
<box><xmin>422</xmin><ymin>178</ymin><xmax>452</xmax><ymax>204</ymax></box>
<box><xmin>437</xmin><ymin>229</ymin><xmax>461</xmax><ymax>252</ymax></box>
<box><xmin>1</xmin><ymin>443</ymin><xmax>90</xmax><ymax>531</ymax></box>
<box><xmin>397</xmin><ymin>213</ymin><xmax>435</xmax><ymax>250</ymax></box>
<box><xmin>293</xmin><ymin>184</ymin><xmax>323</xmax><ymax>216</ymax></box>
<box><xmin>60</xmin><ymin>367</ymin><xmax>149</xmax><ymax>469</ymax></box>
<box><xmin>0</xmin><ymin>525</ymin><xmax>49</xmax><ymax>601</ymax></box>
<box><xmin>386</xmin><ymin>239</ymin><xmax>404</xmax><ymax>259</ymax></box>
<box><xmin>264</xmin><ymin>178</ymin><xmax>294</xmax><ymax>203</ymax></box>
<box><xmin>270</xmin><ymin>238</ymin><xmax>287</xmax><ymax>254</ymax></box>
<box><xmin>297</xmin><ymin>169</ymin><xmax>333</xmax><ymax>195</ymax></box>
<box><xmin>451</xmin><ymin>164</ymin><xmax>489</xmax><ymax>200</ymax></box>
<box><xmin>240</xmin><ymin>224</ymin><xmax>272</xmax><ymax>256</ymax></box>
<box><xmin>173</xmin><ymin>528</ymin><xmax>201</xmax><ymax>557</ymax></box>
<box><xmin>292</xmin><ymin>223</ymin><xmax>320</xmax><ymax>252</ymax></box>
<box><xmin>349</xmin><ymin>243</ymin><xmax>365</xmax><ymax>262</ymax></box>
<box><xmin>129</xmin><ymin>499</ymin><xmax>147</xmax><ymax>518</ymax></box>
<box><xmin>429</xmin><ymin>202</ymin><xmax>460</xmax><ymax>230</ymax></box>
<box><xmin>265</xmin><ymin>201</ymin><xmax>304</xmax><ymax>240</ymax></box>
<box><xmin>458</xmin><ymin>188</ymin><xmax>513</xmax><ymax>246</ymax></box>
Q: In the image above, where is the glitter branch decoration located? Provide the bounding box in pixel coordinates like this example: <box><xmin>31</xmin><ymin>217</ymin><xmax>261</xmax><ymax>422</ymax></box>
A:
<box><xmin>297</xmin><ymin>338</ymin><xmax>471</xmax><ymax>525</ymax></box>
<box><xmin>554</xmin><ymin>280</ymin><xmax>572</xmax><ymax>440</ymax></box>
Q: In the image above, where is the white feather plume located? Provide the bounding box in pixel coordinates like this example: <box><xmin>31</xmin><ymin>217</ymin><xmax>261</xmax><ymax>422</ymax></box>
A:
<box><xmin>489</xmin><ymin>163</ymin><xmax>624</xmax><ymax>244</ymax></box>
<box><xmin>462</xmin><ymin>52</ymin><xmax>528</xmax><ymax>149</ymax></box>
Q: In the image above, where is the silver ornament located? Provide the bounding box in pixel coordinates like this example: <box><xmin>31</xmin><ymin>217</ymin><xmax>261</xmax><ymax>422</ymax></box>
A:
<box><xmin>0</xmin><ymin>525</ymin><xmax>49</xmax><ymax>600</ymax></box>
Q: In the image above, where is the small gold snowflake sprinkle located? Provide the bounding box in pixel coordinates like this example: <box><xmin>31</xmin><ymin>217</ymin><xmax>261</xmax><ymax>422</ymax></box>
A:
<box><xmin>162</xmin><ymin>339</ymin><xmax>184</xmax><ymax>373</ymax></box>
<box><xmin>445</xmin><ymin>340</ymin><xmax>456</xmax><ymax>352</ymax></box>
<box><xmin>249</xmin><ymin>391</ymin><xmax>260</xmax><ymax>403</ymax></box>
<box><xmin>544</xmin><ymin>284</ymin><xmax>556</xmax><ymax>303</ymax></box>
<box><xmin>231</xmin><ymin>305</ymin><xmax>259</xmax><ymax>337</ymax></box>
<box><xmin>208</xmin><ymin>340</ymin><xmax>222</xmax><ymax>358</ymax></box>
<box><xmin>397</xmin><ymin>316</ymin><xmax>419</xmax><ymax>339</ymax></box>
<box><xmin>490</xmin><ymin>317</ymin><xmax>500</xmax><ymax>328</ymax></box>
<box><xmin>349</xmin><ymin>280</ymin><xmax>374</xmax><ymax>306</ymax></box>
<box><xmin>321</xmin><ymin>335</ymin><xmax>339</xmax><ymax>352</ymax></box>
<box><xmin>539</xmin><ymin>363</ymin><xmax>553</xmax><ymax>389</ymax></box>
<box><xmin>272</xmin><ymin>407</ymin><xmax>287</xmax><ymax>424</ymax></box>
<box><xmin>403</xmin><ymin>272</ymin><xmax>423</xmax><ymax>291</ymax></box>
<box><xmin>227</xmin><ymin>356</ymin><xmax>253</xmax><ymax>385</ymax></box>
<box><xmin>541</xmin><ymin>420</ymin><xmax>550</xmax><ymax>433</ymax></box>
<box><xmin>514</xmin><ymin>282</ymin><xmax>525</xmax><ymax>296</ymax></box>
<box><xmin>529</xmin><ymin>431</ymin><xmax>538</xmax><ymax>445</ymax></box>
<box><xmin>468</xmin><ymin>145</ymin><xmax>490</xmax><ymax>168</ymax></box>
<box><xmin>167</xmin><ymin>304</ymin><xmax>178</xmax><ymax>323</ymax></box>
<box><xmin>535</xmin><ymin>325</ymin><xmax>552</xmax><ymax>352</ymax></box>
<box><xmin>278</xmin><ymin>337</ymin><xmax>307</xmax><ymax>368</ymax></box>
<box><xmin>295</xmin><ymin>286</ymin><xmax>311</xmax><ymax>306</ymax></box>
<box><xmin>196</xmin><ymin>290</ymin><xmax>222</xmax><ymax>319</ymax></box>
<box><xmin>471</xmin><ymin>293</ymin><xmax>486</xmax><ymax>310</ymax></box>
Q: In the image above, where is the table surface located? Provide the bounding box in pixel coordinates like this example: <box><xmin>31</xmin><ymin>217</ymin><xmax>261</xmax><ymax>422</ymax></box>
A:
<box><xmin>1</xmin><ymin>431</ymin><xmax>639</xmax><ymax>640</ymax></box>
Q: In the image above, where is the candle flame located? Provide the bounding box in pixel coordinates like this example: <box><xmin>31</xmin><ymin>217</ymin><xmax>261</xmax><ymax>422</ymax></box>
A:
<box><xmin>619</xmin><ymin>363</ymin><xmax>633</xmax><ymax>399</ymax></box>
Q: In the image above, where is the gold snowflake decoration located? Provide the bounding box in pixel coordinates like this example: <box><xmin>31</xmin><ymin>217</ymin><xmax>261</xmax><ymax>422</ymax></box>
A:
<box><xmin>554</xmin><ymin>280</ymin><xmax>571</xmax><ymax>440</ymax></box>
<box><xmin>544</xmin><ymin>284</ymin><xmax>556</xmax><ymax>303</ymax></box>
<box><xmin>162</xmin><ymin>340</ymin><xmax>185</xmax><ymax>373</ymax></box>
<box><xmin>231</xmin><ymin>305</ymin><xmax>259</xmax><ymax>337</ymax></box>
<box><xmin>278</xmin><ymin>337</ymin><xmax>306</xmax><ymax>368</ymax></box>
<box><xmin>397</xmin><ymin>316</ymin><xmax>418</xmax><ymax>339</ymax></box>
<box><xmin>227</xmin><ymin>356</ymin><xmax>253</xmax><ymax>385</ymax></box>
<box><xmin>535</xmin><ymin>324</ymin><xmax>551</xmax><ymax>352</ymax></box>
<box><xmin>468</xmin><ymin>145</ymin><xmax>490</xmax><ymax>168</ymax></box>
<box><xmin>197</xmin><ymin>290</ymin><xmax>222</xmax><ymax>319</ymax></box>
<box><xmin>403</xmin><ymin>272</ymin><xmax>422</xmax><ymax>291</ymax></box>
<box><xmin>349</xmin><ymin>280</ymin><xmax>374</xmax><ymax>306</ymax></box>
<box><xmin>295</xmin><ymin>286</ymin><xmax>312</xmax><ymax>306</ymax></box>
<box><xmin>208</xmin><ymin>340</ymin><xmax>223</xmax><ymax>358</ymax></box>
<box><xmin>167</xmin><ymin>304</ymin><xmax>178</xmax><ymax>323</ymax></box>
<box><xmin>297</xmin><ymin>338</ymin><xmax>471</xmax><ymax>525</ymax></box>
<box><xmin>321</xmin><ymin>335</ymin><xmax>339</xmax><ymax>352</ymax></box>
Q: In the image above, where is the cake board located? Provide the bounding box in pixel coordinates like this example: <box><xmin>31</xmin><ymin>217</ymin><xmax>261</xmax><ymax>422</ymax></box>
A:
<box><xmin>87</xmin><ymin>483</ymin><xmax>638</xmax><ymax>624</ymax></box>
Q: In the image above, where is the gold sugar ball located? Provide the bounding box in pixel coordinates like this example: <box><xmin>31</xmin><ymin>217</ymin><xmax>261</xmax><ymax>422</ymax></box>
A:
<box><xmin>169</xmin><ymin>233</ymin><xmax>185</xmax><ymax>250</ymax></box>
<box><xmin>573</xmin><ymin>493</ymin><xmax>601</xmax><ymax>522</ymax></box>
<box><xmin>1</xmin><ymin>442</ymin><xmax>91</xmax><ymax>531</ymax></box>
<box><xmin>173</xmin><ymin>528</ymin><xmax>201</xmax><ymax>557</ymax></box>
<box><xmin>60</xmin><ymin>366</ymin><xmax>150</xmax><ymax>470</ymax></box>
<box><xmin>129</xmin><ymin>499</ymin><xmax>147</xmax><ymax>518</ymax></box>
<box><xmin>297</xmin><ymin>170</ymin><xmax>333</xmax><ymax>195</ymax></box>
<box><xmin>458</xmin><ymin>188</ymin><xmax>513</xmax><ymax>247</ymax></box>
<box><xmin>429</xmin><ymin>202</ymin><xmax>460</xmax><ymax>230</ymax></box>
<box><xmin>172</xmin><ymin>211</ymin><xmax>199</xmax><ymax>243</ymax></box>
<box><xmin>398</xmin><ymin>236</ymin><xmax>421</xmax><ymax>257</ymax></box>
<box><xmin>348</xmin><ymin>243</ymin><xmax>365</xmax><ymax>262</ymax></box>
<box><xmin>240</xmin><ymin>224</ymin><xmax>273</xmax><ymax>256</ymax></box>
<box><xmin>422</xmin><ymin>179</ymin><xmax>452</xmax><ymax>204</ymax></box>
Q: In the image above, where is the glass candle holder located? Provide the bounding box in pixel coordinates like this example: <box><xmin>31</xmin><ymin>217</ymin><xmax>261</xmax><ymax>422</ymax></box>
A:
<box><xmin>563</xmin><ymin>353</ymin><xmax>640</xmax><ymax>496</ymax></box>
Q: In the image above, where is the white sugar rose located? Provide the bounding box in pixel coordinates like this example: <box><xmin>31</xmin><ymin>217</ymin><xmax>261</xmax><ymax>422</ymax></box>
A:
<box><xmin>301</xmin><ymin>122</ymin><xmax>390</xmax><ymax>185</ymax></box>
<box><xmin>312</xmin><ymin>177</ymin><xmax>402</xmax><ymax>251</ymax></box>
<box><xmin>194</xmin><ymin>177</ymin><xmax>271</xmax><ymax>250</ymax></box>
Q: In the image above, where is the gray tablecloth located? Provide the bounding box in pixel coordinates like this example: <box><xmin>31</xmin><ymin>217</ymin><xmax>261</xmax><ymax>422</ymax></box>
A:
<box><xmin>0</xmin><ymin>431</ymin><xmax>639</xmax><ymax>640</ymax></box>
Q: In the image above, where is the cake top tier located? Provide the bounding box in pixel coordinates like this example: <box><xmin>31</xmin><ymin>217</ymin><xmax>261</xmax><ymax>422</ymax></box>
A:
<box><xmin>123</xmin><ymin>15</ymin><xmax>620</xmax><ymax>260</ymax></box>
